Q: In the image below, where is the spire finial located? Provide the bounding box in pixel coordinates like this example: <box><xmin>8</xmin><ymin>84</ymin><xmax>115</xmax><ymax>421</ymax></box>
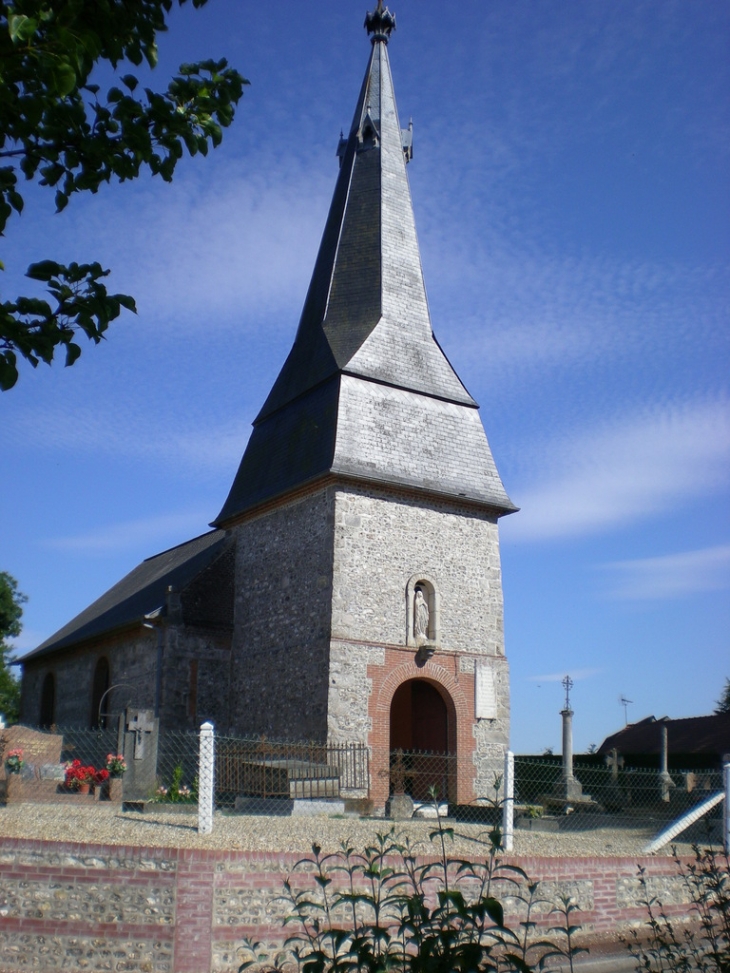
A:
<box><xmin>365</xmin><ymin>1</ymin><xmax>396</xmax><ymax>44</ymax></box>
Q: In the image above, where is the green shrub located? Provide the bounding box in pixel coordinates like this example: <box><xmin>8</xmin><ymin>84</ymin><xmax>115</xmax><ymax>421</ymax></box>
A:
<box><xmin>622</xmin><ymin>844</ymin><xmax>730</xmax><ymax>972</ymax></box>
<box><xmin>238</xmin><ymin>811</ymin><xmax>586</xmax><ymax>973</ymax></box>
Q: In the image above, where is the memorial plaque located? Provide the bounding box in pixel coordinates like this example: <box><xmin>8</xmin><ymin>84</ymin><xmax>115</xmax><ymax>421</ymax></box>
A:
<box><xmin>475</xmin><ymin>662</ymin><xmax>497</xmax><ymax>719</ymax></box>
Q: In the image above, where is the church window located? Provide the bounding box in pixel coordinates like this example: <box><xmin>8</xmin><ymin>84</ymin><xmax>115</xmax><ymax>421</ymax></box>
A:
<box><xmin>90</xmin><ymin>657</ymin><xmax>110</xmax><ymax>729</ymax></box>
<box><xmin>39</xmin><ymin>672</ymin><xmax>55</xmax><ymax>727</ymax></box>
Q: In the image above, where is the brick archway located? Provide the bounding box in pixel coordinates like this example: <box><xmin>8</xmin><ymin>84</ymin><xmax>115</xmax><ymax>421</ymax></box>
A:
<box><xmin>368</xmin><ymin>658</ymin><xmax>476</xmax><ymax>808</ymax></box>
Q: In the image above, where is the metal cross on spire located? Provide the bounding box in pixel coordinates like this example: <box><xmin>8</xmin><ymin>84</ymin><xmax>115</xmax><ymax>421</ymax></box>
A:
<box><xmin>365</xmin><ymin>0</ymin><xmax>396</xmax><ymax>42</ymax></box>
<box><xmin>562</xmin><ymin>674</ymin><xmax>574</xmax><ymax>711</ymax></box>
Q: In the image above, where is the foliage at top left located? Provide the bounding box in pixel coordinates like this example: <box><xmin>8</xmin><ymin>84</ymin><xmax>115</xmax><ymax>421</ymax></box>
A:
<box><xmin>0</xmin><ymin>0</ymin><xmax>248</xmax><ymax>390</ymax></box>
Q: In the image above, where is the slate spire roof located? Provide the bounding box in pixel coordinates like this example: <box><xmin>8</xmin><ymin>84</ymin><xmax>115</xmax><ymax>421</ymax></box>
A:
<box><xmin>214</xmin><ymin>6</ymin><xmax>515</xmax><ymax>526</ymax></box>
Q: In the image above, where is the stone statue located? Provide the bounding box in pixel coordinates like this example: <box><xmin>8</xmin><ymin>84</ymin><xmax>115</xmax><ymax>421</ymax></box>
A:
<box><xmin>414</xmin><ymin>588</ymin><xmax>429</xmax><ymax>641</ymax></box>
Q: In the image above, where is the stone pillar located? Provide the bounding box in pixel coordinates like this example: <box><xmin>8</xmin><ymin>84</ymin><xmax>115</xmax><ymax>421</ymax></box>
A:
<box><xmin>198</xmin><ymin>721</ymin><xmax>215</xmax><ymax>835</ymax></box>
<box><xmin>502</xmin><ymin>750</ymin><xmax>514</xmax><ymax>852</ymax></box>
<box><xmin>659</xmin><ymin>723</ymin><xmax>675</xmax><ymax>802</ymax></box>
<box><xmin>556</xmin><ymin>707</ymin><xmax>584</xmax><ymax>802</ymax></box>
<box><xmin>561</xmin><ymin>708</ymin><xmax>573</xmax><ymax>783</ymax></box>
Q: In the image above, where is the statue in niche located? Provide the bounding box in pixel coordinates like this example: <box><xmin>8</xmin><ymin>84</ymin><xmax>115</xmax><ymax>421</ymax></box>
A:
<box><xmin>414</xmin><ymin>587</ymin><xmax>429</xmax><ymax>642</ymax></box>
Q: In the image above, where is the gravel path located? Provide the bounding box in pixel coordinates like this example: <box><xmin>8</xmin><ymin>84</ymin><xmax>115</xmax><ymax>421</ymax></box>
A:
<box><xmin>0</xmin><ymin>803</ymin><xmax>693</xmax><ymax>858</ymax></box>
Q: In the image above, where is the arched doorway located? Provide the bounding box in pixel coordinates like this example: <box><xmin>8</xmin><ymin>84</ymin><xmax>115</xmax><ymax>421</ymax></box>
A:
<box><xmin>90</xmin><ymin>657</ymin><xmax>110</xmax><ymax>728</ymax></box>
<box><xmin>390</xmin><ymin>679</ymin><xmax>451</xmax><ymax>801</ymax></box>
<box><xmin>39</xmin><ymin>673</ymin><xmax>55</xmax><ymax>727</ymax></box>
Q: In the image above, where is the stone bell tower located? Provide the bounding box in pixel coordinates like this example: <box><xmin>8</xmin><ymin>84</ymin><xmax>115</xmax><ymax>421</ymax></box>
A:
<box><xmin>213</xmin><ymin>1</ymin><xmax>516</xmax><ymax>808</ymax></box>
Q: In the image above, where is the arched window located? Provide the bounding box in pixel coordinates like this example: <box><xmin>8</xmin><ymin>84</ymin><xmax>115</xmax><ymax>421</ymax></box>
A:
<box><xmin>39</xmin><ymin>672</ymin><xmax>55</xmax><ymax>728</ymax></box>
<box><xmin>90</xmin><ymin>657</ymin><xmax>110</xmax><ymax>729</ymax></box>
<box><xmin>406</xmin><ymin>575</ymin><xmax>439</xmax><ymax>646</ymax></box>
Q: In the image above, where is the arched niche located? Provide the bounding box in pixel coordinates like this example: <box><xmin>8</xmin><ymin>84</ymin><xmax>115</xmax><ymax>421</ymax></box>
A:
<box><xmin>39</xmin><ymin>672</ymin><xmax>55</xmax><ymax>728</ymax></box>
<box><xmin>90</xmin><ymin>656</ymin><xmax>110</xmax><ymax>729</ymax></box>
<box><xmin>405</xmin><ymin>574</ymin><xmax>439</xmax><ymax>647</ymax></box>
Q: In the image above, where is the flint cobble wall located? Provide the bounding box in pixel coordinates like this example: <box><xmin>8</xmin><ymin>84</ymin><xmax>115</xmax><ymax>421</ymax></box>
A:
<box><xmin>0</xmin><ymin>836</ymin><xmax>702</xmax><ymax>973</ymax></box>
<box><xmin>230</xmin><ymin>489</ymin><xmax>335</xmax><ymax>743</ymax></box>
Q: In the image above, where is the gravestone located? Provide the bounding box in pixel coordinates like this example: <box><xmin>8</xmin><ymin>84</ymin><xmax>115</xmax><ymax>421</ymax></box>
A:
<box><xmin>0</xmin><ymin>725</ymin><xmax>64</xmax><ymax>804</ymax></box>
<box><xmin>0</xmin><ymin>725</ymin><xmax>63</xmax><ymax>780</ymax></box>
<box><xmin>117</xmin><ymin>708</ymin><xmax>159</xmax><ymax>801</ymax></box>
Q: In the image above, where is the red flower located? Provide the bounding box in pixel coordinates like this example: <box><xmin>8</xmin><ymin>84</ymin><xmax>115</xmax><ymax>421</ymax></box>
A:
<box><xmin>64</xmin><ymin>760</ymin><xmax>98</xmax><ymax>788</ymax></box>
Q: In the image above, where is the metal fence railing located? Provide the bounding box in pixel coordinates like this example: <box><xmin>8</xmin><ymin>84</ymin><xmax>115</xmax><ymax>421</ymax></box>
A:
<box><xmin>2</xmin><ymin>725</ymin><xmax>727</xmax><ymax>850</ymax></box>
<box><xmin>215</xmin><ymin>736</ymin><xmax>369</xmax><ymax>807</ymax></box>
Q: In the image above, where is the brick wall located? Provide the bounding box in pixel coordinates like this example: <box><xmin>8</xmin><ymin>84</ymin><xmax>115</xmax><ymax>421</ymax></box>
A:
<box><xmin>0</xmin><ymin>836</ymin><xmax>702</xmax><ymax>973</ymax></box>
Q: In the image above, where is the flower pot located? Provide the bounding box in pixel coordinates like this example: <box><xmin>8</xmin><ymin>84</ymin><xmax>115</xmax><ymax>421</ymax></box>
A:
<box><xmin>102</xmin><ymin>777</ymin><xmax>123</xmax><ymax>803</ymax></box>
<box><xmin>6</xmin><ymin>773</ymin><xmax>24</xmax><ymax>804</ymax></box>
<box><xmin>77</xmin><ymin>783</ymin><xmax>90</xmax><ymax>795</ymax></box>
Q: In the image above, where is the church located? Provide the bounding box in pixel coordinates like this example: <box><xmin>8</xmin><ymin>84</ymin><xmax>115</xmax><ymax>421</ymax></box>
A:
<box><xmin>19</xmin><ymin>2</ymin><xmax>516</xmax><ymax>808</ymax></box>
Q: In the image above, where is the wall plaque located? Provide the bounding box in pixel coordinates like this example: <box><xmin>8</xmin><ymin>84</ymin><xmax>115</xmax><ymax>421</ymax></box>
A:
<box><xmin>475</xmin><ymin>662</ymin><xmax>497</xmax><ymax>719</ymax></box>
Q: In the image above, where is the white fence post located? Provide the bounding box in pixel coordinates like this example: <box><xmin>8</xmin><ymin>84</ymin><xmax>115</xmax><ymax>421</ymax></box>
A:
<box><xmin>198</xmin><ymin>722</ymin><xmax>215</xmax><ymax>835</ymax></box>
<box><xmin>722</xmin><ymin>754</ymin><xmax>730</xmax><ymax>855</ymax></box>
<box><xmin>502</xmin><ymin>749</ymin><xmax>514</xmax><ymax>852</ymax></box>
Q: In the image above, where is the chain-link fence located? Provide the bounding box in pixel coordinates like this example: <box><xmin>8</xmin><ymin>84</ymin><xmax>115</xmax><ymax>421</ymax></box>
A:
<box><xmin>0</xmin><ymin>724</ymin><xmax>201</xmax><ymax>806</ymax></box>
<box><xmin>508</xmin><ymin>756</ymin><xmax>724</xmax><ymax>834</ymax></box>
<box><xmin>2</xmin><ymin>725</ymin><xmax>727</xmax><ymax>850</ymax></box>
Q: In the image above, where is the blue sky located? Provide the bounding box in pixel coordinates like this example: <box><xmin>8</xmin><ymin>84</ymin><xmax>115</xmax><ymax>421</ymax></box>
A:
<box><xmin>2</xmin><ymin>0</ymin><xmax>728</xmax><ymax>753</ymax></box>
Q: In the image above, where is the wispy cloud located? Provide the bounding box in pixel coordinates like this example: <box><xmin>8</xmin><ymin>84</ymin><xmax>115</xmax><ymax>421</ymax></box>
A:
<box><xmin>602</xmin><ymin>545</ymin><xmax>730</xmax><ymax>600</ymax></box>
<box><xmin>424</xmin><ymin>237</ymin><xmax>729</xmax><ymax>394</ymax></box>
<box><xmin>7</xmin><ymin>152</ymin><xmax>332</xmax><ymax>334</ymax></box>
<box><xmin>6</xmin><ymin>404</ymin><xmax>252</xmax><ymax>477</ymax></box>
<box><xmin>528</xmin><ymin>668</ymin><xmax>603</xmax><ymax>683</ymax></box>
<box><xmin>501</xmin><ymin>398</ymin><xmax>730</xmax><ymax>542</ymax></box>
<box><xmin>7</xmin><ymin>629</ymin><xmax>50</xmax><ymax>654</ymax></box>
<box><xmin>42</xmin><ymin>509</ymin><xmax>212</xmax><ymax>555</ymax></box>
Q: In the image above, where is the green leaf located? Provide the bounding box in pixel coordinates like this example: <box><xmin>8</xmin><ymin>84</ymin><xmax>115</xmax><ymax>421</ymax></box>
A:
<box><xmin>51</xmin><ymin>63</ymin><xmax>78</xmax><ymax>97</ymax></box>
<box><xmin>8</xmin><ymin>14</ymin><xmax>38</xmax><ymax>44</ymax></box>
<box><xmin>0</xmin><ymin>352</ymin><xmax>20</xmax><ymax>391</ymax></box>
<box><xmin>483</xmin><ymin>896</ymin><xmax>504</xmax><ymax>927</ymax></box>
<box><xmin>117</xmin><ymin>295</ymin><xmax>137</xmax><ymax>313</ymax></box>
<box><xmin>26</xmin><ymin>261</ymin><xmax>62</xmax><ymax>282</ymax></box>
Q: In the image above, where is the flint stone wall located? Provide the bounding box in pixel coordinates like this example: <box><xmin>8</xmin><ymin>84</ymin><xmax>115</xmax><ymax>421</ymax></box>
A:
<box><xmin>330</xmin><ymin>486</ymin><xmax>505</xmax><ymax>654</ymax></box>
<box><xmin>230</xmin><ymin>489</ymin><xmax>335</xmax><ymax>742</ymax></box>
<box><xmin>0</xmin><ymin>836</ymin><xmax>706</xmax><ymax>973</ymax></box>
<box><xmin>20</xmin><ymin>623</ymin><xmax>233</xmax><ymax>736</ymax></box>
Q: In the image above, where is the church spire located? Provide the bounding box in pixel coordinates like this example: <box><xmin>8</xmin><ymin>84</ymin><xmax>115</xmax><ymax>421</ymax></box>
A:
<box><xmin>214</xmin><ymin>7</ymin><xmax>515</xmax><ymax>527</ymax></box>
<box><xmin>256</xmin><ymin>4</ymin><xmax>474</xmax><ymax>422</ymax></box>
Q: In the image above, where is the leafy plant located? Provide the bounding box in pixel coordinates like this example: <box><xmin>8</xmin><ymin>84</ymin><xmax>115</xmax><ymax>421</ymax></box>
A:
<box><xmin>155</xmin><ymin>763</ymin><xmax>195</xmax><ymax>802</ymax></box>
<box><xmin>237</xmin><ymin>800</ymin><xmax>586</xmax><ymax>973</ymax></box>
<box><xmin>0</xmin><ymin>570</ymin><xmax>25</xmax><ymax>722</ymax></box>
<box><xmin>622</xmin><ymin>844</ymin><xmax>730</xmax><ymax>972</ymax></box>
